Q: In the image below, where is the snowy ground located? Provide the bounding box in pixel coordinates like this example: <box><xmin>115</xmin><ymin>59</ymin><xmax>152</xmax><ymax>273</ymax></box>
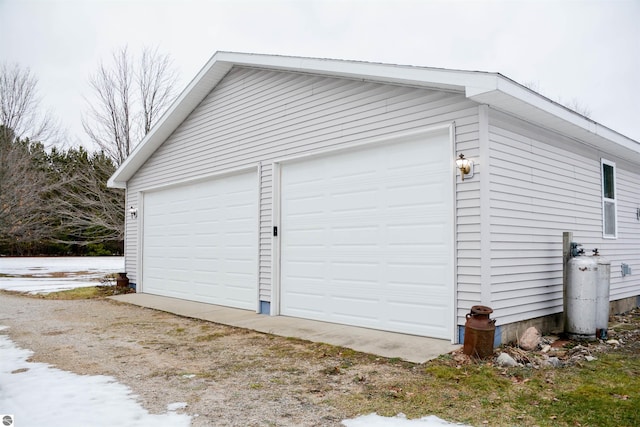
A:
<box><xmin>0</xmin><ymin>329</ymin><xmax>469</xmax><ymax>427</ymax></box>
<box><xmin>0</xmin><ymin>256</ymin><xmax>124</xmax><ymax>293</ymax></box>
<box><xmin>0</xmin><ymin>326</ymin><xmax>191</xmax><ymax>427</ymax></box>
<box><xmin>0</xmin><ymin>257</ymin><xmax>469</xmax><ymax>427</ymax></box>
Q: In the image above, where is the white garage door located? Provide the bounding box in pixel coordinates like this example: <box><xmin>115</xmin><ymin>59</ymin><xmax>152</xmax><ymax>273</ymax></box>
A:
<box><xmin>142</xmin><ymin>171</ymin><xmax>258</xmax><ymax>310</ymax></box>
<box><xmin>280</xmin><ymin>131</ymin><xmax>453</xmax><ymax>339</ymax></box>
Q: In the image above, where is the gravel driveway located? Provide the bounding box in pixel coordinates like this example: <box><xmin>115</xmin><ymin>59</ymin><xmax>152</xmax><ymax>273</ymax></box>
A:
<box><xmin>0</xmin><ymin>293</ymin><xmax>412</xmax><ymax>426</ymax></box>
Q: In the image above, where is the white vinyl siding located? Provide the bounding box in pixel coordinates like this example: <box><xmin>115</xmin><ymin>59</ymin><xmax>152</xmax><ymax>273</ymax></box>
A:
<box><xmin>486</xmin><ymin>109</ymin><xmax>640</xmax><ymax>324</ymax></box>
<box><xmin>615</xmin><ymin>167</ymin><xmax>640</xmax><ymax>300</ymax></box>
<box><xmin>124</xmin><ymin>191</ymin><xmax>138</xmax><ymax>278</ymax></box>
<box><xmin>601</xmin><ymin>159</ymin><xmax>617</xmax><ymax>238</ymax></box>
<box><xmin>126</xmin><ymin>66</ymin><xmax>480</xmax><ymax>306</ymax></box>
<box><xmin>455</xmin><ymin>116</ymin><xmax>481</xmax><ymax>325</ymax></box>
<box><xmin>487</xmin><ymin>112</ymin><xmax>599</xmax><ymax>324</ymax></box>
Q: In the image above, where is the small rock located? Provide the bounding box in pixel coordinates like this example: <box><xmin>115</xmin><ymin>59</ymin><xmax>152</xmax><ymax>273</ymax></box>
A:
<box><xmin>519</xmin><ymin>327</ymin><xmax>542</xmax><ymax>351</ymax></box>
<box><xmin>584</xmin><ymin>355</ymin><xmax>597</xmax><ymax>362</ymax></box>
<box><xmin>541</xmin><ymin>356</ymin><xmax>563</xmax><ymax>368</ymax></box>
<box><xmin>606</xmin><ymin>339</ymin><xmax>620</xmax><ymax>345</ymax></box>
<box><xmin>541</xmin><ymin>344</ymin><xmax>551</xmax><ymax>353</ymax></box>
<box><xmin>496</xmin><ymin>352</ymin><xmax>518</xmax><ymax>367</ymax></box>
<box><xmin>549</xmin><ymin>357</ymin><xmax>563</xmax><ymax>368</ymax></box>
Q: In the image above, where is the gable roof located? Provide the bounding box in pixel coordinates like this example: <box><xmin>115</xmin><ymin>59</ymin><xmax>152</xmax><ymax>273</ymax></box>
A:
<box><xmin>108</xmin><ymin>51</ymin><xmax>640</xmax><ymax>188</ymax></box>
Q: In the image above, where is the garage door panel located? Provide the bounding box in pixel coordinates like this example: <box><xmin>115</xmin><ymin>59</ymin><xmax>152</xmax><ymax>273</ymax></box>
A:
<box><xmin>388</xmin><ymin>185</ymin><xmax>444</xmax><ymax>207</ymax></box>
<box><xmin>332</xmin><ymin>301</ymin><xmax>379</xmax><ymax>322</ymax></box>
<box><xmin>286</xmin><ymin>260</ymin><xmax>325</xmax><ymax>277</ymax></box>
<box><xmin>142</xmin><ymin>171</ymin><xmax>258</xmax><ymax>310</ymax></box>
<box><xmin>331</xmin><ymin>261</ymin><xmax>379</xmax><ymax>282</ymax></box>
<box><xmin>281</xmin><ymin>132</ymin><xmax>453</xmax><ymax>339</ymax></box>
<box><xmin>284</xmin><ymin>293</ymin><xmax>325</xmax><ymax>316</ymax></box>
<box><xmin>388</xmin><ymin>263</ymin><xmax>447</xmax><ymax>286</ymax></box>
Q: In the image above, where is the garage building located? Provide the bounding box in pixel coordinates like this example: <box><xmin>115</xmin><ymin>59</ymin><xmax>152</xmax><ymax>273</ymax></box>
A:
<box><xmin>109</xmin><ymin>52</ymin><xmax>640</xmax><ymax>344</ymax></box>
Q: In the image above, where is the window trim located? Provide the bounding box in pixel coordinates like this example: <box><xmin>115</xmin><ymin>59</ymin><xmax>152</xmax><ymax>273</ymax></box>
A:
<box><xmin>601</xmin><ymin>158</ymin><xmax>617</xmax><ymax>239</ymax></box>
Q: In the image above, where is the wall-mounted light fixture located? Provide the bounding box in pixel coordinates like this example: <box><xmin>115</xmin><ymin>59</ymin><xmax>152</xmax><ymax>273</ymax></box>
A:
<box><xmin>456</xmin><ymin>154</ymin><xmax>474</xmax><ymax>181</ymax></box>
<box><xmin>128</xmin><ymin>206</ymin><xmax>138</xmax><ymax>219</ymax></box>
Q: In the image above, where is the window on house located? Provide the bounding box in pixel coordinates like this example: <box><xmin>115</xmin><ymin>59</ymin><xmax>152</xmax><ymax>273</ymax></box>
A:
<box><xmin>601</xmin><ymin>159</ymin><xmax>617</xmax><ymax>238</ymax></box>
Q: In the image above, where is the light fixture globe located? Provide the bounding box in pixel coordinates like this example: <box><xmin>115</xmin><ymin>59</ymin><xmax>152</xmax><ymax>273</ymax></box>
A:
<box><xmin>128</xmin><ymin>206</ymin><xmax>138</xmax><ymax>219</ymax></box>
<box><xmin>456</xmin><ymin>154</ymin><xmax>473</xmax><ymax>181</ymax></box>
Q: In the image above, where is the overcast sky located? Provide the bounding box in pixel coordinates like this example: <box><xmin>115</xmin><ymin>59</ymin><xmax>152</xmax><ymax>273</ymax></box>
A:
<box><xmin>1</xmin><ymin>0</ymin><xmax>639</xmax><ymax>147</ymax></box>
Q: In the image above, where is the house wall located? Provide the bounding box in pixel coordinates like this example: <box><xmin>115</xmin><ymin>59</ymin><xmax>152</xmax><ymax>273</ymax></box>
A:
<box><xmin>454</xmin><ymin>110</ymin><xmax>482</xmax><ymax>326</ymax></box>
<box><xmin>125</xmin><ymin>66</ymin><xmax>481</xmax><ymax>310</ymax></box>
<box><xmin>485</xmin><ymin>109</ymin><xmax>640</xmax><ymax>328</ymax></box>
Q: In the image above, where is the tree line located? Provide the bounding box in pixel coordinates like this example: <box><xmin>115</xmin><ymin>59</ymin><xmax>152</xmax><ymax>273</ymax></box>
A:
<box><xmin>0</xmin><ymin>48</ymin><xmax>178</xmax><ymax>256</ymax></box>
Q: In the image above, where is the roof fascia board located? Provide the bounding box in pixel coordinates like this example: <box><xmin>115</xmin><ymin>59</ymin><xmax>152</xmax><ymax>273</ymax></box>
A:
<box><xmin>216</xmin><ymin>51</ymin><xmax>493</xmax><ymax>92</ymax></box>
<box><xmin>467</xmin><ymin>75</ymin><xmax>598</xmax><ymax>132</ymax></box>
<box><xmin>467</xmin><ymin>75</ymin><xmax>640</xmax><ymax>156</ymax></box>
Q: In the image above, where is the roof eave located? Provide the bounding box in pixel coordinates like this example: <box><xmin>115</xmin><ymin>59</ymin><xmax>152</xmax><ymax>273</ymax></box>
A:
<box><xmin>467</xmin><ymin>77</ymin><xmax>640</xmax><ymax>163</ymax></box>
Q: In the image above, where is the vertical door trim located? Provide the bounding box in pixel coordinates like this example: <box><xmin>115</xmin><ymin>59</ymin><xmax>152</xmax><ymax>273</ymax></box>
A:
<box><xmin>136</xmin><ymin>190</ymin><xmax>144</xmax><ymax>293</ymax></box>
<box><xmin>448</xmin><ymin>122</ymin><xmax>458</xmax><ymax>343</ymax></box>
<box><xmin>271</xmin><ymin>162</ymin><xmax>282</xmax><ymax>315</ymax></box>
<box><xmin>255</xmin><ymin>162</ymin><xmax>263</xmax><ymax>313</ymax></box>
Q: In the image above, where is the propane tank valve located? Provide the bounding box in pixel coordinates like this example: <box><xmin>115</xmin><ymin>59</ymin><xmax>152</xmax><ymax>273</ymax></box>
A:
<box><xmin>570</xmin><ymin>242</ymin><xmax>583</xmax><ymax>258</ymax></box>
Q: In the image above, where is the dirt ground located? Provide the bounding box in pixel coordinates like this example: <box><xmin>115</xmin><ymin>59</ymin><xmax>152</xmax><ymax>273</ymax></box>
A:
<box><xmin>2</xmin><ymin>292</ymin><xmax>639</xmax><ymax>427</ymax></box>
<box><xmin>0</xmin><ymin>292</ymin><xmax>418</xmax><ymax>426</ymax></box>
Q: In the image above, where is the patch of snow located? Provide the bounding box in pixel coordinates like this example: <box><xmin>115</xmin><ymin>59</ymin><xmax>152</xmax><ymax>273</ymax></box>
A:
<box><xmin>0</xmin><ymin>327</ymin><xmax>190</xmax><ymax>427</ymax></box>
<box><xmin>167</xmin><ymin>402</ymin><xmax>188</xmax><ymax>411</ymax></box>
<box><xmin>0</xmin><ymin>257</ymin><xmax>124</xmax><ymax>294</ymax></box>
<box><xmin>342</xmin><ymin>413</ymin><xmax>472</xmax><ymax>426</ymax></box>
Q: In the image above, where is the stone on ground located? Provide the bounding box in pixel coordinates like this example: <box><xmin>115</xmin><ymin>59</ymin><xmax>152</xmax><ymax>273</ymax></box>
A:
<box><xmin>519</xmin><ymin>327</ymin><xmax>541</xmax><ymax>351</ymax></box>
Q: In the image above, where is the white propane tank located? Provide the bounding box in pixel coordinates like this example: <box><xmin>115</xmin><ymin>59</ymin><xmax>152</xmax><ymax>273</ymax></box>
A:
<box><xmin>594</xmin><ymin>250</ymin><xmax>611</xmax><ymax>339</ymax></box>
<box><xmin>566</xmin><ymin>253</ymin><xmax>598</xmax><ymax>338</ymax></box>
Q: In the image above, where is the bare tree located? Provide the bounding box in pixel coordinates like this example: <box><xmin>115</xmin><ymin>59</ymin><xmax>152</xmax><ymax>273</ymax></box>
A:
<box><xmin>0</xmin><ymin>64</ymin><xmax>62</xmax><ymax>254</ymax></box>
<box><xmin>139</xmin><ymin>47</ymin><xmax>178</xmax><ymax>135</ymax></box>
<box><xmin>0</xmin><ymin>62</ymin><xmax>57</xmax><ymax>144</ymax></box>
<box><xmin>52</xmin><ymin>148</ymin><xmax>124</xmax><ymax>245</ymax></box>
<box><xmin>0</xmin><ymin>63</ymin><xmax>125</xmax><ymax>254</ymax></box>
<box><xmin>522</xmin><ymin>80</ymin><xmax>591</xmax><ymax>118</ymax></box>
<box><xmin>559</xmin><ymin>97</ymin><xmax>592</xmax><ymax>119</ymax></box>
<box><xmin>83</xmin><ymin>47</ymin><xmax>178</xmax><ymax>166</ymax></box>
<box><xmin>0</xmin><ymin>132</ymin><xmax>60</xmax><ymax>254</ymax></box>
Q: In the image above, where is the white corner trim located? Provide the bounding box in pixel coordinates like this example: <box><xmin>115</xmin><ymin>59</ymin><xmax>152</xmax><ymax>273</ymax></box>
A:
<box><xmin>478</xmin><ymin>105</ymin><xmax>492</xmax><ymax>306</ymax></box>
